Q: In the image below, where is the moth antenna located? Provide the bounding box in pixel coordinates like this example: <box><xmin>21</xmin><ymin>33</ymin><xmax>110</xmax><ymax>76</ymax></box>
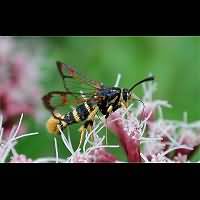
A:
<box><xmin>128</xmin><ymin>76</ymin><xmax>155</xmax><ymax>93</ymax></box>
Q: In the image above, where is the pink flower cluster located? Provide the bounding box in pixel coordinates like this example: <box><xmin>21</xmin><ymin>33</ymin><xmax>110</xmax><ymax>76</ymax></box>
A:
<box><xmin>0</xmin><ymin>113</ymin><xmax>62</xmax><ymax>163</ymax></box>
<box><xmin>10</xmin><ymin>154</ymin><xmax>33</xmax><ymax>163</ymax></box>
<box><xmin>106</xmin><ymin>81</ymin><xmax>200</xmax><ymax>163</ymax></box>
<box><xmin>0</xmin><ymin>114</ymin><xmax>37</xmax><ymax>163</ymax></box>
<box><xmin>69</xmin><ymin>148</ymin><xmax>117</xmax><ymax>163</ymax></box>
<box><xmin>0</xmin><ymin>37</ymin><xmax>43</xmax><ymax>139</ymax></box>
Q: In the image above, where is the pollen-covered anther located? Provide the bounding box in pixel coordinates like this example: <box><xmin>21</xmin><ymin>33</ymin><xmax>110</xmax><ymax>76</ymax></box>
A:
<box><xmin>46</xmin><ymin>113</ymin><xmax>65</xmax><ymax>134</ymax></box>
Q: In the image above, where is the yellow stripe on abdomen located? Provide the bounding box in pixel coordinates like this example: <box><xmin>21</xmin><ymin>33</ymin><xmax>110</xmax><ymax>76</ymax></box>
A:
<box><xmin>72</xmin><ymin>109</ymin><xmax>81</xmax><ymax>122</ymax></box>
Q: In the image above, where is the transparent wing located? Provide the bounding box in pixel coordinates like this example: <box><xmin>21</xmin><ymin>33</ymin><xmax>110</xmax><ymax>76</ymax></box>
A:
<box><xmin>42</xmin><ymin>90</ymin><xmax>103</xmax><ymax>117</ymax></box>
<box><xmin>56</xmin><ymin>61</ymin><xmax>103</xmax><ymax>94</ymax></box>
<box><xmin>42</xmin><ymin>61</ymin><xmax>104</xmax><ymax>119</ymax></box>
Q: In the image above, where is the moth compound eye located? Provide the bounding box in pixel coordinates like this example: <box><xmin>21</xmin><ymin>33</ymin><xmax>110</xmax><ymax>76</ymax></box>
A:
<box><xmin>122</xmin><ymin>88</ymin><xmax>129</xmax><ymax>102</ymax></box>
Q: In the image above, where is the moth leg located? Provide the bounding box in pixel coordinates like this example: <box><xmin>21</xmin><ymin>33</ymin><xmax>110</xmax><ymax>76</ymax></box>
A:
<box><xmin>78</xmin><ymin>121</ymin><xmax>94</xmax><ymax>149</ymax></box>
<box><xmin>105</xmin><ymin>104</ymin><xmax>114</xmax><ymax>119</ymax></box>
<box><xmin>87</xmin><ymin>106</ymin><xmax>99</xmax><ymax>121</ymax></box>
<box><xmin>78</xmin><ymin>106</ymin><xmax>99</xmax><ymax>148</ymax></box>
<box><xmin>120</xmin><ymin>101</ymin><xmax>128</xmax><ymax>109</ymax></box>
<box><xmin>85</xmin><ymin>106</ymin><xmax>99</xmax><ymax>142</ymax></box>
<box><xmin>107</xmin><ymin>105</ymin><xmax>113</xmax><ymax>113</ymax></box>
<box><xmin>85</xmin><ymin>120</ymin><xmax>94</xmax><ymax>142</ymax></box>
<box><xmin>78</xmin><ymin>126</ymin><xmax>86</xmax><ymax>149</ymax></box>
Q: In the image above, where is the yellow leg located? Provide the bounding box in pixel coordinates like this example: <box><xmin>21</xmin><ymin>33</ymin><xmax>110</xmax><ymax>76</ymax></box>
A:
<box><xmin>105</xmin><ymin>106</ymin><xmax>114</xmax><ymax>142</ymax></box>
<box><xmin>107</xmin><ymin>105</ymin><xmax>113</xmax><ymax>113</ymax></box>
<box><xmin>87</xmin><ymin>124</ymin><xmax>94</xmax><ymax>142</ymax></box>
<box><xmin>78</xmin><ymin>126</ymin><xmax>86</xmax><ymax>149</ymax></box>
<box><xmin>87</xmin><ymin>106</ymin><xmax>99</xmax><ymax>142</ymax></box>
<box><xmin>120</xmin><ymin>101</ymin><xmax>128</xmax><ymax>109</ymax></box>
<box><xmin>88</xmin><ymin>106</ymin><xmax>99</xmax><ymax>120</ymax></box>
<box><xmin>78</xmin><ymin>106</ymin><xmax>98</xmax><ymax>149</ymax></box>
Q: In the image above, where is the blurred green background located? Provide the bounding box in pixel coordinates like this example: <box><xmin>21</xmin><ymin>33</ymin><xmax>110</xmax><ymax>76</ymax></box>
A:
<box><xmin>12</xmin><ymin>37</ymin><xmax>200</xmax><ymax>161</ymax></box>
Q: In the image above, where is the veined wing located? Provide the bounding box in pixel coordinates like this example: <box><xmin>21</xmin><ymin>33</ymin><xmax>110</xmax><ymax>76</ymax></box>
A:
<box><xmin>56</xmin><ymin>61</ymin><xmax>103</xmax><ymax>94</ymax></box>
